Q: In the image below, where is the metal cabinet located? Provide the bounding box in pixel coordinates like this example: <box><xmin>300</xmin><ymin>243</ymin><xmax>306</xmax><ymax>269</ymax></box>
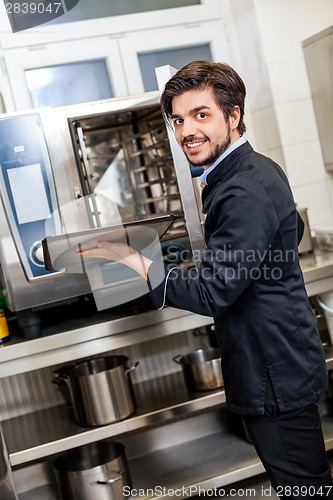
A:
<box><xmin>1</xmin><ymin>250</ymin><xmax>333</xmax><ymax>498</ymax></box>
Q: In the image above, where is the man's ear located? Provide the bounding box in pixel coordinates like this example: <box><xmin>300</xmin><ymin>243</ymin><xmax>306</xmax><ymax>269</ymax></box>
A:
<box><xmin>229</xmin><ymin>106</ymin><xmax>241</xmax><ymax>130</ymax></box>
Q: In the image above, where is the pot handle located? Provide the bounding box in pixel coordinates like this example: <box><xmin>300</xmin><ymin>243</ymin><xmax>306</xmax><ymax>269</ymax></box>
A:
<box><xmin>52</xmin><ymin>375</ymin><xmax>69</xmax><ymax>386</ymax></box>
<box><xmin>173</xmin><ymin>355</ymin><xmax>182</xmax><ymax>364</ymax></box>
<box><xmin>96</xmin><ymin>471</ymin><xmax>122</xmax><ymax>485</ymax></box>
<box><xmin>125</xmin><ymin>361</ymin><xmax>139</xmax><ymax>375</ymax></box>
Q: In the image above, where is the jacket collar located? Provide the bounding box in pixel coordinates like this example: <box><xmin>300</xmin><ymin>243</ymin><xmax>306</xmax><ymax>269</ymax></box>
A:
<box><xmin>206</xmin><ymin>141</ymin><xmax>253</xmax><ymax>185</ymax></box>
<box><xmin>201</xmin><ymin>141</ymin><xmax>254</xmax><ymax>208</ymax></box>
<box><xmin>200</xmin><ymin>135</ymin><xmax>248</xmax><ymax>185</ymax></box>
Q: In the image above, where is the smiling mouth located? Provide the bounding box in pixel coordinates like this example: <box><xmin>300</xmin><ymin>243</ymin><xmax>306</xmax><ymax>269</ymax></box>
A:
<box><xmin>182</xmin><ymin>137</ymin><xmax>207</xmax><ymax>150</ymax></box>
<box><xmin>186</xmin><ymin>141</ymin><xmax>205</xmax><ymax>149</ymax></box>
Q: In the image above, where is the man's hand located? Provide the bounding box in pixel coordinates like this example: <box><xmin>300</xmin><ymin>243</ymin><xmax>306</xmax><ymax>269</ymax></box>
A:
<box><xmin>77</xmin><ymin>242</ymin><xmax>153</xmax><ymax>280</ymax></box>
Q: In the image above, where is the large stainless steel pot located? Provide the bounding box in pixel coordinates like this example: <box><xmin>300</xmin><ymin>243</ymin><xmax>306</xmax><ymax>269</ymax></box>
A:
<box><xmin>53</xmin><ymin>439</ymin><xmax>131</xmax><ymax>500</ymax></box>
<box><xmin>55</xmin><ymin>356</ymin><xmax>138</xmax><ymax>427</ymax></box>
<box><xmin>173</xmin><ymin>348</ymin><xmax>223</xmax><ymax>391</ymax></box>
<box><xmin>193</xmin><ymin>324</ymin><xmax>219</xmax><ymax>348</ymax></box>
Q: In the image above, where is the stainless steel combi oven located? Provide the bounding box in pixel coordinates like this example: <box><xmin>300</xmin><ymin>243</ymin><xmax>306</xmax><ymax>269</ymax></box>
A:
<box><xmin>0</xmin><ymin>89</ymin><xmax>204</xmax><ymax>335</ymax></box>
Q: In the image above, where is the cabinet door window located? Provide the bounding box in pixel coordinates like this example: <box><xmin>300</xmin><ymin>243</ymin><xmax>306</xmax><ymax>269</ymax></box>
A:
<box><xmin>25</xmin><ymin>59</ymin><xmax>113</xmax><ymax>108</ymax></box>
<box><xmin>139</xmin><ymin>44</ymin><xmax>212</xmax><ymax>92</ymax></box>
<box><xmin>1</xmin><ymin>37</ymin><xmax>126</xmax><ymax>111</ymax></box>
<box><xmin>119</xmin><ymin>21</ymin><xmax>230</xmax><ymax>95</ymax></box>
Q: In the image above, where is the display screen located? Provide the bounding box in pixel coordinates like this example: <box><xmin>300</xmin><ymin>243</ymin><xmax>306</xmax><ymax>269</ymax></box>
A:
<box><xmin>8</xmin><ymin>164</ymin><xmax>51</xmax><ymax>224</ymax></box>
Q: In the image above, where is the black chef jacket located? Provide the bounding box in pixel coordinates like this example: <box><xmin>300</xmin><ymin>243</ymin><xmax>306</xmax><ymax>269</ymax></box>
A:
<box><xmin>148</xmin><ymin>141</ymin><xmax>328</xmax><ymax>416</ymax></box>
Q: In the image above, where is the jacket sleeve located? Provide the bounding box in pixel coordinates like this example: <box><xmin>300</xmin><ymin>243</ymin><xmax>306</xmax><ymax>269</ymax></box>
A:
<box><xmin>297</xmin><ymin>210</ymin><xmax>305</xmax><ymax>245</ymax></box>
<box><xmin>147</xmin><ymin>178</ymin><xmax>280</xmax><ymax>317</ymax></box>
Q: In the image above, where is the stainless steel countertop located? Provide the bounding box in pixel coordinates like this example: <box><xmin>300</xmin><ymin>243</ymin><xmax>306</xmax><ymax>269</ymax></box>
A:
<box><xmin>300</xmin><ymin>249</ymin><xmax>333</xmax><ymax>296</ymax></box>
<box><xmin>301</xmin><ymin>249</ymin><xmax>333</xmax><ymax>278</ymax></box>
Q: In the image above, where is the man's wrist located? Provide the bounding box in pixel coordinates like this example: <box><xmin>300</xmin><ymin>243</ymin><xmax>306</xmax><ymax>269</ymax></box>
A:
<box><xmin>121</xmin><ymin>252</ymin><xmax>153</xmax><ymax>280</ymax></box>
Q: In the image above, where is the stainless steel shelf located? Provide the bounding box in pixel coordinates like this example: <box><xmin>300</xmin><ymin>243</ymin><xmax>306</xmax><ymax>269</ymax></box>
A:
<box><xmin>0</xmin><ymin>308</ymin><xmax>213</xmax><ymax>378</ymax></box>
<box><xmin>5</xmin><ymin>347</ymin><xmax>333</xmax><ymax>468</ymax></box>
<box><xmin>5</xmin><ymin>372</ymin><xmax>225</xmax><ymax>467</ymax></box>
<box><xmin>116</xmin><ymin>416</ymin><xmax>333</xmax><ymax>500</ymax></box>
<box><xmin>18</xmin><ymin>484</ymin><xmax>59</xmax><ymax>500</ymax></box>
<box><xmin>128</xmin><ymin>429</ymin><xmax>264</xmax><ymax>499</ymax></box>
<box><xmin>16</xmin><ymin>417</ymin><xmax>333</xmax><ymax>500</ymax></box>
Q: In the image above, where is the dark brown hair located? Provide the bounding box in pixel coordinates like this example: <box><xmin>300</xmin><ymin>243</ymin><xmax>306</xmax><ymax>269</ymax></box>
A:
<box><xmin>160</xmin><ymin>60</ymin><xmax>246</xmax><ymax>135</ymax></box>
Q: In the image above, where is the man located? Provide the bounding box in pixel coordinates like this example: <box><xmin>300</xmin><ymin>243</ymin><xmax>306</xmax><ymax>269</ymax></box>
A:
<box><xmin>78</xmin><ymin>61</ymin><xmax>333</xmax><ymax>498</ymax></box>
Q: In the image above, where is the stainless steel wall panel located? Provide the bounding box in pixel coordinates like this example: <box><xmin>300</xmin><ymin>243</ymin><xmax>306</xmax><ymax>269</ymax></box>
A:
<box><xmin>0</xmin><ymin>367</ymin><xmax>63</xmax><ymax>421</ymax></box>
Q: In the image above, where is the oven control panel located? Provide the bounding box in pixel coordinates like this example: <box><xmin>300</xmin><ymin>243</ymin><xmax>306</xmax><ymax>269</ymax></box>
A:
<box><xmin>0</xmin><ymin>113</ymin><xmax>61</xmax><ymax>281</ymax></box>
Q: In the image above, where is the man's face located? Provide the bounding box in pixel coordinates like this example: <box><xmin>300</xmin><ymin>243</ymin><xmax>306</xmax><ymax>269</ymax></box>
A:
<box><xmin>171</xmin><ymin>88</ymin><xmax>240</xmax><ymax>168</ymax></box>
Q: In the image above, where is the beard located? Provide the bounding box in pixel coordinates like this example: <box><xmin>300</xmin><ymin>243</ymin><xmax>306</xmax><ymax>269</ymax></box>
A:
<box><xmin>183</xmin><ymin>125</ymin><xmax>231</xmax><ymax>167</ymax></box>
